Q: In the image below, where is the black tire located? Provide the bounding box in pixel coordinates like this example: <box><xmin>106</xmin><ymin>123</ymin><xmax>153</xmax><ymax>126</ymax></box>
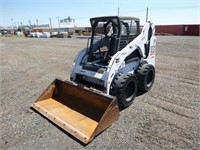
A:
<box><xmin>136</xmin><ymin>64</ymin><xmax>155</xmax><ymax>92</ymax></box>
<box><xmin>111</xmin><ymin>73</ymin><xmax>138</xmax><ymax>109</ymax></box>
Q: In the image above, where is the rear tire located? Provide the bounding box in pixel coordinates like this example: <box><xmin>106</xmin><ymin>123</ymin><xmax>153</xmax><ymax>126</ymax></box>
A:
<box><xmin>111</xmin><ymin>73</ymin><xmax>138</xmax><ymax>109</ymax></box>
<box><xmin>136</xmin><ymin>64</ymin><xmax>155</xmax><ymax>92</ymax></box>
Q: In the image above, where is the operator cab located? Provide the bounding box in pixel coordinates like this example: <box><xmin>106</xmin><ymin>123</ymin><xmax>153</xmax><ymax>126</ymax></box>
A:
<box><xmin>77</xmin><ymin>16</ymin><xmax>141</xmax><ymax>89</ymax></box>
<box><xmin>81</xmin><ymin>16</ymin><xmax>140</xmax><ymax>68</ymax></box>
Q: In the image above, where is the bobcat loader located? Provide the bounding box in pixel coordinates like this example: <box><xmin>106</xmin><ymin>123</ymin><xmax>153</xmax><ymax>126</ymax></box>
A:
<box><xmin>32</xmin><ymin>16</ymin><xmax>156</xmax><ymax>144</ymax></box>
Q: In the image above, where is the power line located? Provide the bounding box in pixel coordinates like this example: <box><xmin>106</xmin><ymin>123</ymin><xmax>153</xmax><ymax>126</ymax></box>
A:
<box><xmin>120</xmin><ymin>5</ymin><xmax>198</xmax><ymax>15</ymax></box>
<box><xmin>148</xmin><ymin>5</ymin><xmax>198</xmax><ymax>11</ymax></box>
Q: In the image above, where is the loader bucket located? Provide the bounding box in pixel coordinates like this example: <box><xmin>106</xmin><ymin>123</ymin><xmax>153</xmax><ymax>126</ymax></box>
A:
<box><xmin>31</xmin><ymin>79</ymin><xmax>119</xmax><ymax>144</ymax></box>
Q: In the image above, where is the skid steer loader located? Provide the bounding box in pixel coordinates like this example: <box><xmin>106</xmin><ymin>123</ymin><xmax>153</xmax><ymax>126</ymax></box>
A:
<box><xmin>32</xmin><ymin>16</ymin><xmax>156</xmax><ymax>144</ymax></box>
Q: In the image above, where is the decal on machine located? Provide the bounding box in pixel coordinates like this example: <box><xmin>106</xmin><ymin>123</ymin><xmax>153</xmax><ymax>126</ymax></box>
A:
<box><xmin>150</xmin><ymin>45</ymin><xmax>156</xmax><ymax>57</ymax></box>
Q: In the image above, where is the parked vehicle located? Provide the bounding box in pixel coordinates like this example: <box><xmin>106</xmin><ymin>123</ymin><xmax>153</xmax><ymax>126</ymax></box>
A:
<box><xmin>42</xmin><ymin>32</ymin><xmax>51</xmax><ymax>38</ymax></box>
<box><xmin>50</xmin><ymin>32</ymin><xmax>58</xmax><ymax>38</ymax></box>
<box><xmin>29</xmin><ymin>32</ymin><xmax>43</xmax><ymax>38</ymax></box>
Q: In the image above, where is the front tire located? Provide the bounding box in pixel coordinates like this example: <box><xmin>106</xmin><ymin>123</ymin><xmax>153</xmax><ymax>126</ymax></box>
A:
<box><xmin>111</xmin><ymin>73</ymin><xmax>138</xmax><ymax>109</ymax></box>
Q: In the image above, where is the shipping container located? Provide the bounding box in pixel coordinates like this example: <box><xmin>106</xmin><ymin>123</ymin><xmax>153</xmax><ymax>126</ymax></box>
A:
<box><xmin>156</xmin><ymin>24</ymin><xmax>199</xmax><ymax>36</ymax></box>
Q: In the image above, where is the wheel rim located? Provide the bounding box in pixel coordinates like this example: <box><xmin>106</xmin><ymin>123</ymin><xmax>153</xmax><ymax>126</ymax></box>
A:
<box><xmin>125</xmin><ymin>81</ymin><xmax>136</xmax><ymax>102</ymax></box>
<box><xmin>146</xmin><ymin>70</ymin><xmax>154</xmax><ymax>87</ymax></box>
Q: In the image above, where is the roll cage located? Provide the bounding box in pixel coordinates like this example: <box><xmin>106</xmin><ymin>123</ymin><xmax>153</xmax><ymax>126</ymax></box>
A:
<box><xmin>86</xmin><ymin>16</ymin><xmax>140</xmax><ymax>65</ymax></box>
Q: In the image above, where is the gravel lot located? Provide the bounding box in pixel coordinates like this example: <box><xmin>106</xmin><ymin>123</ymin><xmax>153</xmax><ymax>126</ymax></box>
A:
<box><xmin>0</xmin><ymin>36</ymin><xmax>199</xmax><ymax>150</ymax></box>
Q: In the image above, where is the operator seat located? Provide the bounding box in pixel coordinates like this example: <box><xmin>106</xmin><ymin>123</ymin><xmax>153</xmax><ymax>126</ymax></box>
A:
<box><xmin>108</xmin><ymin>36</ymin><xmax>118</xmax><ymax>57</ymax></box>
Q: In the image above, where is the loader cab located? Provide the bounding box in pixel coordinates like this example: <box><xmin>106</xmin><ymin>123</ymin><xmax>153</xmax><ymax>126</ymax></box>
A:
<box><xmin>77</xmin><ymin>16</ymin><xmax>140</xmax><ymax>89</ymax></box>
<box><xmin>84</xmin><ymin>16</ymin><xmax>140</xmax><ymax>66</ymax></box>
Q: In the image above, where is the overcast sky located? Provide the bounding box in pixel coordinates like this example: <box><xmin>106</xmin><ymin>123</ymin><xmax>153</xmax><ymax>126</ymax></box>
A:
<box><xmin>0</xmin><ymin>0</ymin><xmax>199</xmax><ymax>27</ymax></box>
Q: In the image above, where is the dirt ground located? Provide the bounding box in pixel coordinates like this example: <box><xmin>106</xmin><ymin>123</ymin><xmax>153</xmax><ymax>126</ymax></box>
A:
<box><xmin>0</xmin><ymin>36</ymin><xmax>199</xmax><ymax>150</ymax></box>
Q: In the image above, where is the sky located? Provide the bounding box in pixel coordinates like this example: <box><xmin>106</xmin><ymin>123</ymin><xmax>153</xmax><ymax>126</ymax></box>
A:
<box><xmin>0</xmin><ymin>0</ymin><xmax>199</xmax><ymax>27</ymax></box>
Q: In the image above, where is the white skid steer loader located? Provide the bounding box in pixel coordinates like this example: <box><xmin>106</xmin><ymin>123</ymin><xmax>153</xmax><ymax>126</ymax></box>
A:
<box><xmin>32</xmin><ymin>16</ymin><xmax>156</xmax><ymax>144</ymax></box>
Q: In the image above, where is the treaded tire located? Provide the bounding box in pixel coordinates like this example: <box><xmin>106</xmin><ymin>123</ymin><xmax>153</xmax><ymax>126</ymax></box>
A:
<box><xmin>111</xmin><ymin>73</ymin><xmax>138</xmax><ymax>109</ymax></box>
<box><xmin>136</xmin><ymin>64</ymin><xmax>155</xmax><ymax>92</ymax></box>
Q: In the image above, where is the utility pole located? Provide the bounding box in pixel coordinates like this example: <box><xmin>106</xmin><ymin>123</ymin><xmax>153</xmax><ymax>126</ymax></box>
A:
<box><xmin>49</xmin><ymin>18</ymin><xmax>52</xmax><ymax>29</ymax></box>
<box><xmin>146</xmin><ymin>7</ymin><xmax>149</xmax><ymax>22</ymax></box>
<box><xmin>57</xmin><ymin>16</ymin><xmax>60</xmax><ymax>28</ymax></box>
<box><xmin>11</xmin><ymin>18</ymin><xmax>13</xmax><ymax>29</ymax></box>
<box><xmin>36</xmin><ymin>18</ymin><xmax>38</xmax><ymax>26</ymax></box>
<box><xmin>29</xmin><ymin>20</ymin><xmax>31</xmax><ymax>27</ymax></box>
<box><xmin>118</xmin><ymin>7</ymin><xmax>120</xmax><ymax>16</ymax></box>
